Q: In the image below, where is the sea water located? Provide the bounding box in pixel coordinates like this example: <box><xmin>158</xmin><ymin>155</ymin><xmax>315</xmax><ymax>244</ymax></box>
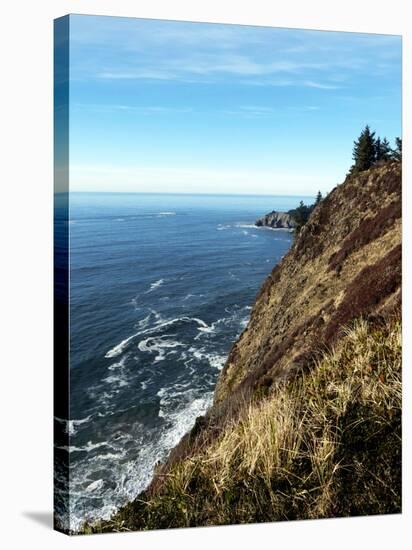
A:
<box><xmin>54</xmin><ymin>192</ymin><xmax>311</xmax><ymax>531</ymax></box>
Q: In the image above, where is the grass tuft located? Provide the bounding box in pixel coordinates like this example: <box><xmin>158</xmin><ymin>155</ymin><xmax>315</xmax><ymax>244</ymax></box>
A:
<box><xmin>89</xmin><ymin>315</ymin><xmax>401</xmax><ymax>533</ymax></box>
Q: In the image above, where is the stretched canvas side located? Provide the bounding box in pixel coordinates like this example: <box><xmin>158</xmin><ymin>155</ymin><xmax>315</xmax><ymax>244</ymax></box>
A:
<box><xmin>54</xmin><ymin>14</ymin><xmax>70</xmax><ymax>535</ymax></box>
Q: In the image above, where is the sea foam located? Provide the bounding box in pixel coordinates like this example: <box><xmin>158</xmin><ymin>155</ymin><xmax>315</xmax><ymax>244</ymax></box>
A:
<box><xmin>146</xmin><ymin>279</ymin><xmax>164</xmax><ymax>293</ymax></box>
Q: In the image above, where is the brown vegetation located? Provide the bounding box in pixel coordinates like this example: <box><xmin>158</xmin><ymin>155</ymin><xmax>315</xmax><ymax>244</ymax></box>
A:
<box><xmin>87</xmin><ymin>315</ymin><xmax>401</xmax><ymax>533</ymax></box>
<box><xmin>215</xmin><ymin>162</ymin><xmax>401</xmax><ymax>404</ymax></box>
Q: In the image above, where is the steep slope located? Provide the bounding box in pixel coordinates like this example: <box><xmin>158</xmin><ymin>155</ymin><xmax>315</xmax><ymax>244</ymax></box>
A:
<box><xmin>91</xmin><ymin>316</ymin><xmax>400</xmax><ymax>532</ymax></box>
<box><xmin>217</xmin><ymin>161</ymin><xmax>401</xmax><ymax>404</ymax></box>
<box><xmin>87</xmin><ymin>161</ymin><xmax>401</xmax><ymax>533</ymax></box>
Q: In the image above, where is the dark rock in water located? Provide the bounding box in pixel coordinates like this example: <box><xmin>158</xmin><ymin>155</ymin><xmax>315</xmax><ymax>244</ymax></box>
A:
<box><xmin>255</xmin><ymin>211</ymin><xmax>296</xmax><ymax>229</ymax></box>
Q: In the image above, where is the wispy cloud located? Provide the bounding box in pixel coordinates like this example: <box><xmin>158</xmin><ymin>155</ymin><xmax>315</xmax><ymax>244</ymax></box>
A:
<box><xmin>180</xmin><ymin>55</ymin><xmax>330</xmax><ymax>77</ymax></box>
<box><xmin>302</xmin><ymin>80</ymin><xmax>340</xmax><ymax>90</ymax></box>
<box><xmin>221</xmin><ymin>104</ymin><xmax>321</xmax><ymax>118</ymax></box>
<box><xmin>98</xmin><ymin>70</ymin><xmax>177</xmax><ymax>80</ymax></box>
<box><xmin>240</xmin><ymin>77</ymin><xmax>341</xmax><ymax>90</ymax></box>
<box><xmin>96</xmin><ymin>68</ymin><xmax>343</xmax><ymax>93</ymax></box>
<box><xmin>96</xmin><ymin>54</ymin><xmax>336</xmax><ymax>82</ymax></box>
<box><xmin>71</xmin><ymin>16</ymin><xmax>400</xmax><ymax>86</ymax></box>
<box><xmin>74</xmin><ymin>102</ymin><xmax>321</xmax><ymax>119</ymax></box>
<box><xmin>73</xmin><ymin>103</ymin><xmax>193</xmax><ymax>115</ymax></box>
<box><xmin>240</xmin><ymin>105</ymin><xmax>276</xmax><ymax>114</ymax></box>
<box><xmin>222</xmin><ymin>105</ymin><xmax>277</xmax><ymax>118</ymax></box>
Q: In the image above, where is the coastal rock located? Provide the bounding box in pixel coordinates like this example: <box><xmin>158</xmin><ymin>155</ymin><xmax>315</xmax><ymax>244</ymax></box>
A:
<box><xmin>255</xmin><ymin>210</ymin><xmax>296</xmax><ymax>229</ymax></box>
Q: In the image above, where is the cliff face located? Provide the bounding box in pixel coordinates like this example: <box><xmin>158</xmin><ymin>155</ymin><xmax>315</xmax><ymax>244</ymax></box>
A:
<box><xmin>255</xmin><ymin>210</ymin><xmax>296</xmax><ymax>229</ymax></box>
<box><xmin>89</xmin><ymin>162</ymin><xmax>402</xmax><ymax>533</ymax></box>
<box><xmin>216</xmin><ymin>162</ymin><xmax>401</xmax><ymax>403</ymax></box>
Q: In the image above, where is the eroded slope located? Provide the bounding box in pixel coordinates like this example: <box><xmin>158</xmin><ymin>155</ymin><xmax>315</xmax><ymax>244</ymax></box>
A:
<box><xmin>217</xmin><ymin>162</ymin><xmax>401</xmax><ymax>403</ymax></box>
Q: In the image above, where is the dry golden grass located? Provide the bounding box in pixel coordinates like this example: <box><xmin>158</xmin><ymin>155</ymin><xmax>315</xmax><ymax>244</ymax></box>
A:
<box><xmin>217</xmin><ymin>163</ymin><xmax>401</xmax><ymax>404</ymax></box>
<box><xmin>88</xmin><ymin>314</ymin><xmax>401</xmax><ymax>533</ymax></box>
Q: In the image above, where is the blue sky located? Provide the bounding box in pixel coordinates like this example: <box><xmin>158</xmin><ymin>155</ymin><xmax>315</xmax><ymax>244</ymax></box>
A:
<box><xmin>67</xmin><ymin>15</ymin><xmax>401</xmax><ymax>196</ymax></box>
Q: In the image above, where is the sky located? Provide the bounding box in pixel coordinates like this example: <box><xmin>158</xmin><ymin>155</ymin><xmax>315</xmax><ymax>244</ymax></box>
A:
<box><xmin>64</xmin><ymin>14</ymin><xmax>401</xmax><ymax>196</ymax></box>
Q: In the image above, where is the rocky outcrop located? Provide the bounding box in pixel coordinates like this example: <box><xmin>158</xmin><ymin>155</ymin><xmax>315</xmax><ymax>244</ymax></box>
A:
<box><xmin>255</xmin><ymin>210</ymin><xmax>296</xmax><ymax>229</ymax></box>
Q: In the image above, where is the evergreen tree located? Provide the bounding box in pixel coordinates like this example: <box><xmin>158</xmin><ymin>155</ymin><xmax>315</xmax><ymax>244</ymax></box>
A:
<box><xmin>315</xmin><ymin>191</ymin><xmax>322</xmax><ymax>205</ymax></box>
<box><xmin>391</xmin><ymin>137</ymin><xmax>402</xmax><ymax>162</ymax></box>
<box><xmin>351</xmin><ymin>125</ymin><xmax>377</xmax><ymax>173</ymax></box>
<box><xmin>289</xmin><ymin>200</ymin><xmax>315</xmax><ymax>234</ymax></box>
<box><xmin>294</xmin><ymin>200</ymin><xmax>306</xmax><ymax>226</ymax></box>
<box><xmin>375</xmin><ymin>137</ymin><xmax>381</xmax><ymax>160</ymax></box>
<box><xmin>376</xmin><ymin>137</ymin><xmax>392</xmax><ymax>162</ymax></box>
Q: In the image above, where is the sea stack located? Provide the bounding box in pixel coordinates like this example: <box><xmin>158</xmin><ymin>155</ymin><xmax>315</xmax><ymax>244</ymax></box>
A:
<box><xmin>255</xmin><ymin>210</ymin><xmax>296</xmax><ymax>229</ymax></box>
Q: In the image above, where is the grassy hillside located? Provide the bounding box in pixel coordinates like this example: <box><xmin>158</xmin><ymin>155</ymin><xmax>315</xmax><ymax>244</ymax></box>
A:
<box><xmin>216</xmin><ymin>162</ymin><xmax>401</xmax><ymax>405</ymax></box>
<box><xmin>89</xmin><ymin>314</ymin><xmax>401</xmax><ymax>532</ymax></box>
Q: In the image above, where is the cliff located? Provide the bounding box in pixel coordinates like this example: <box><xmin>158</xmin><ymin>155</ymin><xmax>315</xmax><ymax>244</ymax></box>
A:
<box><xmin>216</xmin><ymin>161</ymin><xmax>401</xmax><ymax>403</ymax></box>
<box><xmin>88</xmin><ymin>162</ymin><xmax>401</xmax><ymax>533</ymax></box>
<box><xmin>255</xmin><ymin>210</ymin><xmax>296</xmax><ymax>229</ymax></box>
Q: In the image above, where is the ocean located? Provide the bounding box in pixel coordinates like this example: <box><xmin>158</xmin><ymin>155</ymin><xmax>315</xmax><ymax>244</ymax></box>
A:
<box><xmin>55</xmin><ymin>191</ymin><xmax>312</xmax><ymax>531</ymax></box>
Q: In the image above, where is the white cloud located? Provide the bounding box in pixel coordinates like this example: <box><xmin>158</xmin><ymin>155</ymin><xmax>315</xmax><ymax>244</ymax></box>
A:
<box><xmin>94</xmin><ymin>55</ymin><xmax>343</xmax><ymax>91</ymax></box>
<box><xmin>303</xmin><ymin>80</ymin><xmax>340</xmax><ymax>90</ymax></box>
<box><xmin>72</xmin><ymin>103</ymin><xmax>193</xmax><ymax>115</ymax></box>
<box><xmin>95</xmin><ymin>54</ymin><xmax>334</xmax><ymax>82</ymax></box>
<box><xmin>221</xmin><ymin>104</ymin><xmax>321</xmax><ymax>118</ymax></box>
<box><xmin>98</xmin><ymin>70</ymin><xmax>177</xmax><ymax>80</ymax></box>
<box><xmin>71</xmin><ymin>16</ymin><xmax>400</xmax><ymax>88</ymax></box>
